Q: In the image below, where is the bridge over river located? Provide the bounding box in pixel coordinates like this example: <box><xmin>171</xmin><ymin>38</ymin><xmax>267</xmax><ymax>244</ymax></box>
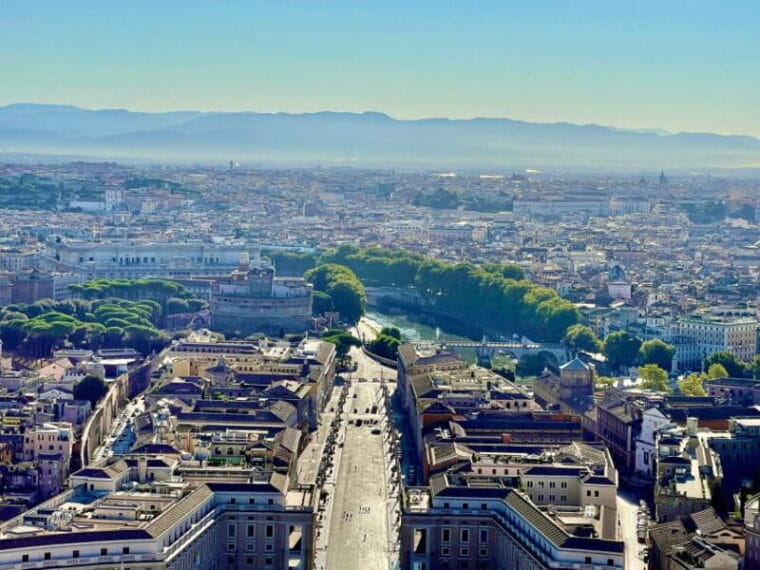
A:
<box><xmin>412</xmin><ymin>339</ymin><xmax>568</xmax><ymax>366</ymax></box>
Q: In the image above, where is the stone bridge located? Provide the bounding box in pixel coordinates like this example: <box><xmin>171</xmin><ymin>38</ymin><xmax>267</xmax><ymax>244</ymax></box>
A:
<box><xmin>413</xmin><ymin>340</ymin><xmax>568</xmax><ymax>367</ymax></box>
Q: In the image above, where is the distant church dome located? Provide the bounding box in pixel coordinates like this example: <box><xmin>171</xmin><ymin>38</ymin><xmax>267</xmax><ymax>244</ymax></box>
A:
<box><xmin>608</xmin><ymin>264</ymin><xmax>626</xmax><ymax>282</ymax></box>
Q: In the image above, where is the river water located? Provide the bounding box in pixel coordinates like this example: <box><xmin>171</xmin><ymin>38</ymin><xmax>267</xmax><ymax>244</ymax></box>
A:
<box><xmin>364</xmin><ymin>309</ymin><xmax>478</xmax><ymax>362</ymax></box>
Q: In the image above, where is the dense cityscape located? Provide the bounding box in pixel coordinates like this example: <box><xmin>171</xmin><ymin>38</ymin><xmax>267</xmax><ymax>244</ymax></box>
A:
<box><xmin>3</xmin><ymin>2</ymin><xmax>760</xmax><ymax>569</ymax></box>
<box><xmin>0</xmin><ymin>159</ymin><xmax>756</xmax><ymax>570</ymax></box>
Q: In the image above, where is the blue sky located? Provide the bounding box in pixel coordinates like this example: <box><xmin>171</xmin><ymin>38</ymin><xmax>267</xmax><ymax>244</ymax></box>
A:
<box><xmin>1</xmin><ymin>0</ymin><xmax>759</xmax><ymax>136</ymax></box>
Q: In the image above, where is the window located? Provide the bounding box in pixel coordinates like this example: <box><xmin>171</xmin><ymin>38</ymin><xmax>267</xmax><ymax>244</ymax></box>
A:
<box><xmin>442</xmin><ymin>528</ymin><xmax>451</xmax><ymax>542</ymax></box>
<box><xmin>230</xmin><ymin>497</ymin><xmax>236</xmax><ymax>504</ymax></box>
<box><xmin>101</xmin><ymin>548</ymin><xmax>108</xmax><ymax>556</ymax></box>
<box><xmin>247</xmin><ymin>524</ymin><xmax>255</xmax><ymax>538</ymax></box>
<box><xmin>265</xmin><ymin>557</ymin><xmax>273</xmax><ymax>567</ymax></box>
<box><xmin>228</xmin><ymin>524</ymin><xmax>236</xmax><ymax>538</ymax></box>
<box><xmin>479</xmin><ymin>529</ymin><xmax>488</xmax><ymax>543</ymax></box>
<box><xmin>22</xmin><ymin>555</ymin><xmax>29</xmax><ymax>562</ymax></box>
<box><xmin>594</xmin><ymin>490</ymin><xmax>600</xmax><ymax>497</ymax></box>
<box><xmin>265</xmin><ymin>543</ymin><xmax>274</xmax><ymax>552</ymax></box>
<box><xmin>123</xmin><ymin>547</ymin><xmax>130</xmax><ymax>555</ymax></box>
<box><xmin>462</xmin><ymin>503</ymin><xmax>469</xmax><ymax>509</ymax></box>
<box><xmin>246</xmin><ymin>543</ymin><xmax>255</xmax><ymax>552</ymax></box>
<box><xmin>460</xmin><ymin>547</ymin><xmax>469</xmax><ymax>557</ymax></box>
<box><xmin>72</xmin><ymin>550</ymin><xmax>79</xmax><ymax>558</ymax></box>
<box><xmin>460</xmin><ymin>529</ymin><xmax>469</xmax><ymax>542</ymax></box>
<box><xmin>442</xmin><ymin>547</ymin><xmax>451</xmax><ymax>556</ymax></box>
<box><xmin>246</xmin><ymin>557</ymin><xmax>254</xmax><ymax>565</ymax></box>
<box><xmin>266</xmin><ymin>524</ymin><xmax>274</xmax><ymax>538</ymax></box>
<box><xmin>585</xmin><ymin>557</ymin><xmax>592</xmax><ymax>564</ymax></box>
<box><xmin>479</xmin><ymin>548</ymin><xmax>488</xmax><ymax>557</ymax></box>
<box><xmin>44</xmin><ymin>553</ymin><xmax>51</xmax><ymax>561</ymax></box>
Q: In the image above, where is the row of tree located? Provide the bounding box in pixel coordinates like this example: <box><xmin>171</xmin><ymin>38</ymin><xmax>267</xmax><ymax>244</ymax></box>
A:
<box><xmin>302</xmin><ymin>245</ymin><xmax>576</xmax><ymax>342</ymax></box>
<box><xmin>68</xmin><ymin>278</ymin><xmax>193</xmax><ymax>304</ymax></box>
<box><xmin>0</xmin><ymin>278</ymin><xmax>204</xmax><ymax>358</ymax></box>
<box><xmin>0</xmin><ymin>298</ymin><xmax>172</xmax><ymax>357</ymax></box>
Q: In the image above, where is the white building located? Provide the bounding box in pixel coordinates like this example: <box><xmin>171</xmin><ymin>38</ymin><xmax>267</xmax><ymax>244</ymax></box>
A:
<box><xmin>634</xmin><ymin>407</ymin><xmax>671</xmax><ymax>482</ymax></box>
<box><xmin>677</xmin><ymin>314</ymin><xmax>758</xmax><ymax>365</ymax></box>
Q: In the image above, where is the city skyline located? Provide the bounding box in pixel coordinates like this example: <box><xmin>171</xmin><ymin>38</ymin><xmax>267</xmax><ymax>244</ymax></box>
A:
<box><xmin>2</xmin><ymin>1</ymin><xmax>759</xmax><ymax>137</ymax></box>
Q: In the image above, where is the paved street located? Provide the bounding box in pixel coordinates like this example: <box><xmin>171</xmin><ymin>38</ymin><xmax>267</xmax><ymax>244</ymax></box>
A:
<box><xmin>617</xmin><ymin>489</ymin><xmax>647</xmax><ymax>570</ymax></box>
<box><xmin>325</xmin><ymin>380</ymin><xmax>394</xmax><ymax>570</ymax></box>
<box><xmin>315</xmin><ymin>320</ymin><xmax>398</xmax><ymax>569</ymax></box>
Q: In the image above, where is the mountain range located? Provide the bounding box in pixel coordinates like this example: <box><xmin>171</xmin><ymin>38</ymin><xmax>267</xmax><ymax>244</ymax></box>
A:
<box><xmin>1</xmin><ymin>103</ymin><xmax>759</xmax><ymax>170</ymax></box>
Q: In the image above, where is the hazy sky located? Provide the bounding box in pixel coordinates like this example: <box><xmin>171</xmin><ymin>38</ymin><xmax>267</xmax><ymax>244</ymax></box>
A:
<box><xmin>2</xmin><ymin>1</ymin><xmax>759</xmax><ymax>136</ymax></box>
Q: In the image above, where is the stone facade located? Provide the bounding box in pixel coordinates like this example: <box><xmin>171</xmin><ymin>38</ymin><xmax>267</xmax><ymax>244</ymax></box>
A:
<box><xmin>209</xmin><ymin>256</ymin><xmax>313</xmax><ymax>336</ymax></box>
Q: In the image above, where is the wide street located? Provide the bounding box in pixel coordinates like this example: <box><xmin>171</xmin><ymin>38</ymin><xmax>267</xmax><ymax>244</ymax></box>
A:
<box><xmin>324</xmin><ymin>381</ymin><xmax>391</xmax><ymax>569</ymax></box>
<box><xmin>318</xmin><ymin>318</ymin><xmax>398</xmax><ymax>569</ymax></box>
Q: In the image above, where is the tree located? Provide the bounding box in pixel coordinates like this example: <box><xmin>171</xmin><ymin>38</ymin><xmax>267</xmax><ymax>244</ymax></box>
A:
<box><xmin>312</xmin><ymin>291</ymin><xmax>334</xmax><ymax>316</ymax></box>
<box><xmin>367</xmin><ymin>333</ymin><xmax>401</xmax><ymax>360</ymax></box>
<box><xmin>322</xmin><ymin>331</ymin><xmax>361</xmax><ymax>360</ymax></box>
<box><xmin>751</xmin><ymin>356</ymin><xmax>760</xmax><ymax>380</ymax></box>
<box><xmin>516</xmin><ymin>353</ymin><xmax>550</xmax><ymax>377</ymax></box>
<box><xmin>564</xmin><ymin>324</ymin><xmax>601</xmax><ymax>353</ymax></box>
<box><xmin>639</xmin><ymin>364</ymin><xmax>671</xmax><ymax>393</ymax></box>
<box><xmin>678</xmin><ymin>373</ymin><xmax>707</xmax><ymax>396</ymax></box>
<box><xmin>304</xmin><ymin>264</ymin><xmax>366</xmax><ymax>324</ymax></box>
<box><xmin>603</xmin><ymin>331</ymin><xmax>642</xmax><ymax>370</ymax></box>
<box><xmin>74</xmin><ymin>375</ymin><xmax>107</xmax><ymax>407</ymax></box>
<box><xmin>706</xmin><ymin>363</ymin><xmax>729</xmax><ymax>379</ymax></box>
<box><xmin>379</xmin><ymin>326</ymin><xmax>401</xmax><ymax>340</ymax></box>
<box><xmin>595</xmin><ymin>376</ymin><xmax>617</xmax><ymax>392</ymax></box>
<box><xmin>639</xmin><ymin>339</ymin><xmax>676</xmax><ymax>371</ymax></box>
<box><xmin>705</xmin><ymin>351</ymin><xmax>747</xmax><ymax>378</ymax></box>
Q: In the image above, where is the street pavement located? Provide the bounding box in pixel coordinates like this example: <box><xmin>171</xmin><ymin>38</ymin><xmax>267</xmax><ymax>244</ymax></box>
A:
<box><xmin>315</xmin><ymin>321</ymin><xmax>398</xmax><ymax>569</ymax></box>
<box><xmin>617</xmin><ymin>489</ymin><xmax>647</xmax><ymax>570</ymax></box>
<box><xmin>325</xmin><ymin>380</ymin><xmax>395</xmax><ymax>570</ymax></box>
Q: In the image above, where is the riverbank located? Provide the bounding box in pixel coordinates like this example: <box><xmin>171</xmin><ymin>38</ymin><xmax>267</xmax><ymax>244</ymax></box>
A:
<box><xmin>360</xmin><ymin>311</ymin><xmax>478</xmax><ymax>363</ymax></box>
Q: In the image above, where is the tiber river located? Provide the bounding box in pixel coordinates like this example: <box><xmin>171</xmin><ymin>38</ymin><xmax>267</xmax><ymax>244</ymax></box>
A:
<box><xmin>364</xmin><ymin>309</ymin><xmax>478</xmax><ymax>363</ymax></box>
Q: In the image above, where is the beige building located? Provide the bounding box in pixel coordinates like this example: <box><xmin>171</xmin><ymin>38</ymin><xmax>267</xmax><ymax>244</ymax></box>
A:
<box><xmin>0</xmin><ymin>466</ymin><xmax>314</xmax><ymax>570</ymax></box>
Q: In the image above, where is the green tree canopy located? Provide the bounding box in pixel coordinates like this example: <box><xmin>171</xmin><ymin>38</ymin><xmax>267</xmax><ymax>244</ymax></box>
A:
<box><xmin>322</xmin><ymin>331</ymin><xmax>362</xmax><ymax>360</ymax></box>
<box><xmin>312</xmin><ymin>290</ymin><xmax>334</xmax><ymax>316</ymax></box>
<box><xmin>595</xmin><ymin>376</ymin><xmax>617</xmax><ymax>392</ymax></box>
<box><xmin>705</xmin><ymin>351</ymin><xmax>747</xmax><ymax>378</ymax></box>
<box><xmin>564</xmin><ymin>324</ymin><xmax>601</xmax><ymax>353</ymax></box>
<box><xmin>706</xmin><ymin>363</ymin><xmax>729</xmax><ymax>379</ymax></box>
<box><xmin>639</xmin><ymin>364</ymin><xmax>671</xmax><ymax>393</ymax></box>
<box><xmin>74</xmin><ymin>375</ymin><xmax>107</xmax><ymax>407</ymax></box>
<box><xmin>603</xmin><ymin>331</ymin><xmax>642</xmax><ymax>370</ymax></box>
<box><xmin>751</xmin><ymin>356</ymin><xmax>760</xmax><ymax>380</ymax></box>
<box><xmin>639</xmin><ymin>339</ymin><xmax>676</xmax><ymax>371</ymax></box>
<box><xmin>678</xmin><ymin>372</ymin><xmax>707</xmax><ymax>397</ymax></box>
<box><xmin>304</xmin><ymin>264</ymin><xmax>367</xmax><ymax>324</ymax></box>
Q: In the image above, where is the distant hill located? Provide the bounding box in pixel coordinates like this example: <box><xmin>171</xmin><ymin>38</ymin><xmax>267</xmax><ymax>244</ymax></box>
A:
<box><xmin>1</xmin><ymin>103</ymin><xmax>758</xmax><ymax>170</ymax></box>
